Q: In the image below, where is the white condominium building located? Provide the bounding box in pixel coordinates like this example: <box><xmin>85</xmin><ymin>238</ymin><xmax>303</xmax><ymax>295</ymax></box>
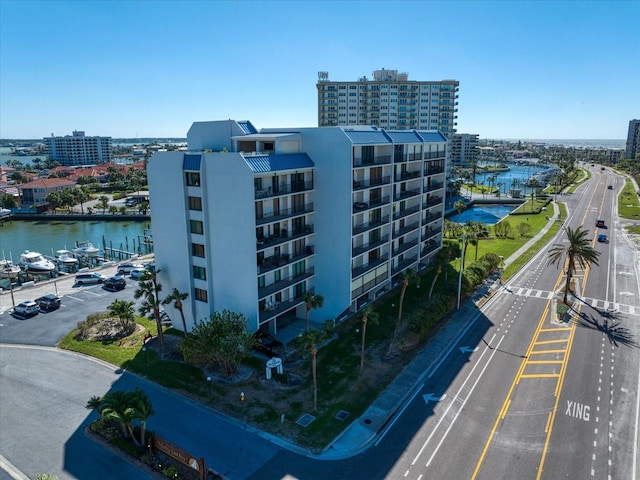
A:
<box><xmin>148</xmin><ymin>120</ymin><xmax>447</xmax><ymax>334</ymax></box>
<box><xmin>449</xmin><ymin>133</ymin><xmax>479</xmax><ymax>165</ymax></box>
<box><xmin>317</xmin><ymin>69</ymin><xmax>459</xmax><ymax>138</ymax></box>
<box><xmin>625</xmin><ymin>119</ymin><xmax>640</xmax><ymax>160</ymax></box>
<box><xmin>44</xmin><ymin>130</ymin><xmax>112</xmax><ymax>166</ymax></box>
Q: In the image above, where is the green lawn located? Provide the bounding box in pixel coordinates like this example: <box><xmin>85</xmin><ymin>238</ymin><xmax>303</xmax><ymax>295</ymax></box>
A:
<box><xmin>619</xmin><ymin>178</ymin><xmax>640</xmax><ymax>221</ymax></box>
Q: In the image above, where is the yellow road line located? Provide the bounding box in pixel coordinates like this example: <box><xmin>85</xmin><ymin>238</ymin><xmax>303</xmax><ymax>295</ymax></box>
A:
<box><xmin>528</xmin><ymin>349</ymin><xmax>567</xmax><ymax>354</ymax></box>
<box><xmin>520</xmin><ymin>373</ymin><xmax>560</xmax><ymax>379</ymax></box>
<box><xmin>534</xmin><ymin>338</ymin><xmax>569</xmax><ymax>345</ymax></box>
<box><xmin>526</xmin><ymin>360</ymin><xmax>564</xmax><ymax>364</ymax></box>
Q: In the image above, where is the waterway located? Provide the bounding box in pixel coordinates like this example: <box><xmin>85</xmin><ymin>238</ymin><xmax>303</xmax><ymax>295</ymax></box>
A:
<box><xmin>471</xmin><ymin>162</ymin><xmax>549</xmax><ymax>195</ymax></box>
<box><xmin>0</xmin><ymin>218</ymin><xmax>151</xmax><ymax>263</ymax></box>
<box><xmin>448</xmin><ymin>204</ymin><xmax>517</xmax><ymax>225</ymax></box>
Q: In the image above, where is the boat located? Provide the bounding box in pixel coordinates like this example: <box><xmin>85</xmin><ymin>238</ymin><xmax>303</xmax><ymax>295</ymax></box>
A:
<box><xmin>19</xmin><ymin>250</ymin><xmax>56</xmax><ymax>272</ymax></box>
<box><xmin>73</xmin><ymin>241</ymin><xmax>100</xmax><ymax>257</ymax></box>
<box><xmin>55</xmin><ymin>249</ymin><xmax>79</xmax><ymax>266</ymax></box>
<box><xmin>0</xmin><ymin>259</ymin><xmax>20</xmax><ymax>279</ymax></box>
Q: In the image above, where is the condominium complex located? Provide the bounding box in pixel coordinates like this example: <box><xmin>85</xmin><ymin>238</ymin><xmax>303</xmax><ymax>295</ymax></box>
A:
<box><xmin>449</xmin><ymin>133</ymin><xmax>479</xmax><ymax>165</ymax></box>
<box><xmin>43</xmin><ymin>130</ymin><xmax>112</xmax><ymax>166</ymax></box>
<box><xmin>317</xmin><ymin>69</ymin><xmax>459</xmax><ymax>138</ymax></box>
<box><xmin>148</xmin><ymin>120</ymin><xmax>447</xmax><ymax>334</ymax></box>
<box><xmin>625</xmin><ymin>119</ymin><xmax>640</xmax><ymax>160</ymax></box>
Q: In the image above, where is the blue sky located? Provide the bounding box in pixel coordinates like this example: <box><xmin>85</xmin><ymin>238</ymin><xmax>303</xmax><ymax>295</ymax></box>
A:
<box><xmin>1</xmin><ymin>0</ymin><xmax>639</xmax><ymax>140</ymax></box>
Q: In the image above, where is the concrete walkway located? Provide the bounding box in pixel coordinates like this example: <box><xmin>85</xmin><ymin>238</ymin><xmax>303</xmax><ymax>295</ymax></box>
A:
<box><xmin>322</xmin><ymin>201</ymin><xmax>562</xmax><ymax>458</ymax></box>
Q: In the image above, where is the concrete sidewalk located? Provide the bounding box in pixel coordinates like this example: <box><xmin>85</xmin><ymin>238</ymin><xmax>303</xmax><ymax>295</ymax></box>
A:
<box><xmin>321</xmin><ymin>201</ymin><xmax>562</xmax><ymax>459</ymax></box>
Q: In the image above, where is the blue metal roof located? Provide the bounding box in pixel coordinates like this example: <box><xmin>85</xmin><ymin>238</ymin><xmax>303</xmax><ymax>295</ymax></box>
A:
<box><xmin>343</xmin><ymin>128</ymin><xmax>446</xmax><ymax>145</ymax></box>
<box><xmin>342</xmin><ymin>130</ymin><xmax>392</xmax><ymax>144</ymax></box>
<box><xmin>237</xmin><ymin>121</ymin><xmax>258</xmax><ymax>135</ymax></box>
<box><xmin>385</xmin><ymin>131</ymin><xmax>425</xmax><ymax>144</ymax></box>
<box><xmin>183</xmin><ymin>154</ymin><xmax>201</xmax><ymax>170</ymax></box>
<box><xmin>243</xmin><ymin>153</ymin><xmax>314</xmax><ymax>173</ymax></box>
<box><xmin>415</xmin><ymin>131</ymin><xmax>448</xmax><ymax>142</ymax></box>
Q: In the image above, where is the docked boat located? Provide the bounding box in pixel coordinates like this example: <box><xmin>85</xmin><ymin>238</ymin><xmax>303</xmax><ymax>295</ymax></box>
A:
<box><xmin>0</xmin><ymin>259</ymin><xmax>20</xmax><ymax>279</ymax></box>
<box><xmin>19</xmin><ymin>251</ymin><xmax>56</xmax><ymax>272</ymax></box>
<box><xmin>55</xmin><ymin>249</ymin><xmax>79</xmax><ymax>266</ymax></box>
<box><xmin>73</xmin><ymin>241</ymin><xmax>100</xmax><ymax>257</ymax></box>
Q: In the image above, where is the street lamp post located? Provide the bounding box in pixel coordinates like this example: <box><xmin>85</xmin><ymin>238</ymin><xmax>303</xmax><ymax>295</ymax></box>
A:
<box><xmin>457</xmin><ymin>234</ymin><xmax>467</xmax><ymax>310</ymax></box>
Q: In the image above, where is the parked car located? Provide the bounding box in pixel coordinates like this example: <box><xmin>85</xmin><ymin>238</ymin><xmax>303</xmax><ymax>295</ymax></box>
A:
<box><xmin>129</xmin><ymin>268</ymin><xmax>147</xmax><ymax>280</ymax></box>
<box><xmin>35</xmin><ymin>294</ymin><xmax>61</xmax><ymax>312</ymax></box>
<box><xmin>144</xmin><ymin>261</ymin><xmax>156</xmax><ymax>273</ymax></box>
<box><xmin>253</xmin><ymin>330</ymin><xmax>284</xmax><ymax>358</ymax></box>
<box><xmin>597</xmin><ymin>234</ymin><xmax>608</xmax><ymax>243</ymax></box>
<box><xmin>607</xmin><ymin>185</ymin><xmax>613</xmax><ymax>190</ymax></box>
<box><xmin>75</xmin><ymin>272</ymin><xmax>106</xmax><ymax>285</ymax></box>
<box><xmin>14</xmin><ymin>301</ymin><xmax>39</xmax><ymax>317</ymax></box>
<box><xmin>103</xmin><ymin>276</ymin><xmax>126</xmax><ymax>291</ymax></box>
<box><xmin>117</xmin><ymin>262</ymin><xmax>145</xmax><ymax>275</ymax></box>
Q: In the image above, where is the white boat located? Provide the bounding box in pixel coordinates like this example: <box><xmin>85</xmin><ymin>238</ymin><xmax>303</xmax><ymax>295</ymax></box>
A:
<box><xmin>19</xmin><ymin>251</ymin><xmax>56</xmax><ymax>272</ymax></box>
<box><xmin>56</xmin><ymin>249</ymin><xmax>79</xmax><ymax>266</ymax></box>
<box><xmin>0</xmin><ymin>259</ymin><xmax>20</xmax><ymax>279</ymax></box>
<box><xmin>73</xmin><ymin>241</ymin><xmax>100</xmax><ymax>257</ymax></box>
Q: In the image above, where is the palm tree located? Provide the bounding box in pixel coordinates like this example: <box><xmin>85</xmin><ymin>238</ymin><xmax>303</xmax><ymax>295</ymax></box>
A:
<box><xmin>127</xmin><ymin>387</ymin><xmax>154</xmax><ymax>447</ymax></box>
<box><xmin>465</xmin><ymin>221</ymin><xmax>490</xmax><ymax>261</ymax></box>
<box><xmin>548</xmin><ymin>226</ymin><xmax>600</xmax><ymax>303</ymax></box>
<box><xmin>107</xmin><ymin>299</ymin><xmax>135</xmax><ymax>331</ymax></box>
<box><xmin>428</xmin><ymin>247</ymin><xmax>452</xmax><ymax>299</ymax></box>
<box><xmin>162</xmin><ymin>287</ymin><xmax>189</xmax><ymax>337</ymax></box>
<box><xmin>396</xmin><ymin>269</ymin><xmax>415</xmax><ymax>328</ymax></box>
<box><xmin>359</xmin><ymin>306</ymin><xmax>379</xmax><ymax>373</ymax></box>
<box><xmin>454</xmin><ymin>199</ymin><xmax>466</xmax><ymax>215</ymax></box>
<box><xmin>294</xmin><ymin>326</ymin><xmax>331</xmax><ymax>411</ymax></box>
<box><xmin>96</xmin><ymin>390</ymin><xmax>135</xmax><ymax>439</ymax></box>
<box><xmin>98</xmin><ymin>195</ymin><xmax>109</xmax><ymax>214</ymax></box>
<box><xmin>302</xmin><ymin>291</ymin><xmax>324</xmax><ymax>331</ymax></box>
<box><xmin>134</xmin><ymin>270</ymin><xmax>164</xmax><ymax>357</ymax></box>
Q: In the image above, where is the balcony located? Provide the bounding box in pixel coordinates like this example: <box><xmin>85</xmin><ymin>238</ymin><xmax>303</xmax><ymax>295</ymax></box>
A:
<box><xmin>393</xmin><ymin>204</ymin><xmax>420</xmax><ymax>220</ymax></box>
<box><xmin>353</xmin><ymin>215</ymin><xmax>390</xmax><ymax>235</ymax></box>
<box><xmin>353</xmin><ymin>155</ymin><xmax>392</xmax><ymax>167</ymax></box>
<box><xmin>259</xmin><ymin>292</ymin><xmax>307</xmax><ymax>324</ymax></box>
<box><xmin>391</xmin><ymin>255</ymin><xmax>419</xmax><ymax>276</ymax></box>
<box><xmin>258</xmin><ymin>267</ymin><xmax>315</xmax><ymax>299</ymax></box>
<box><xmin>352</xmin><ymin>235</ymin><xmax>389</xmax><ymax>257</ymax></box>
<box><xmin>394</xmin><ymin>170</ymin><xmax>421</xmax><ymax>182</ymax></box>
<box><xmin>352</xmin><ymin>254</ymin><xmax>389</xmax><ymax>279</ymax></box>
<box><xmin>258</xmin><ymin>246</ymin><xmax>315</xmax><ymax>275</ymax></box>
<box><xmin>423</xmin><ymin>182</ymin><xmax>444</xmax><ymax>193</ymax></box>
<box><xmin>256</xmin><ymin>203</ymin><xmax>314</xmax><ymax>225</ymax></box>
<box><xmin>351</xmin><ymin>271</ymin><xmax>388</xmax><ymax>299</ymax></box>
<box><xmin>393</xmin><ymin>221</ymin><xmax>419</xmax><ymax>239</ymax></box>
<box><xmin>421</xmin><ymin>240</ymin><xmax>440</xmax><ymax>257</ymax></box>
<box><xmin>425</xmin><ymin>197</ymin><xmax>443</xmax><ymax>208</ymax></box>
<box><xmin>423</xmin><ymin>226</ymin><xmax>441</xmax><ymax>241</ymax></box>
<box><xmin>353</xmin><ymin>176</ymin><xmax>391</xmax><ymax>191</ymax></box>
<box><xmin>353</xmin><ymin>195</ymin><xmax>390</xmax><ymax>213</ymax></box>
<box><xmin>394</xmin><ymin>187</ymin><xmax>421</xmax><ymax>202</ymax></box>
<box><xmin>257</xmin><ymin>225</ymin><xmax>314</xmax><ymax>251</ymax></box>
<box><xmin>393</xmin><ymin>153</ymin><xmax>423</xmax><ymax>163</ymax></box>
<box><xmin>423</xmin><ymin>213</ymin><xmax>441</xmax><ymax>225</ymax></box>
<box><xmin>392</xmin><ymin>237</ymin><xmax>419</xmax><ymax>257</ymax></box>
<box><xmin>255</xmin><ymin>180</ymin><xmax>314</xmax><ymax>200</ymax></box>
<box><xmin>425</xmin><ymin>152</ymin><xmax>446</xmax><ymax>161</ymax></box>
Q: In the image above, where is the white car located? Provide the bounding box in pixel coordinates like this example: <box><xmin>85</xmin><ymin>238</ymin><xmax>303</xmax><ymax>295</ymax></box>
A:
<box><xmin>14</xmin><ymin>301</ymin><xmax>39</xmax><ymax>317</ymax></box>
<box><xmin>129</xmin><ymin>268</ymin><xmax>147</xmax><ymax>280</ymax></box>
<box><xmin>75</xmin><ymin>273</ymin><xmax>106</xmax><ymax>285</ymax></box>
<box><xmin>117</xmin><ymin>262</ymin><xmax>145</xmax><ymax>275</ymax></box>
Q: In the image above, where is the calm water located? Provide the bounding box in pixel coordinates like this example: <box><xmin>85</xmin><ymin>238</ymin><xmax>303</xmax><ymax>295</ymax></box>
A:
<box><xmin>448</xmin><ymin>205</ymin><xmax>516</xmax><ymax>225</ymax></box>
<box><xmin>0</xmin><ymin>218</ymin><xmax>151</xmax><ymax>262</ymax></box>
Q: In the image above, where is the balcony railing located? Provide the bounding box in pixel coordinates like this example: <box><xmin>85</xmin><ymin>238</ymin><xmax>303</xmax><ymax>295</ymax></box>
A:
<box><xmin>393</xmin><ymin>152</ymin><xmax>423</xmax><ymax>163</ymax></box>
<box><xmin>392</xmin><ymin>238</ymin><xmax>419</xmax><ymax>257</ymax></box>
<box><xmin>424</xmin><ymin>165</ymin><xmax>446</xmax><ymax>175</ymax></box>
<box><xmin>258</xmin><ymin>267</ymin><xmax>315</xmax><ymax>299</ymax></box>
<box><xmin>259</xmin><ymin>292</ymin><xmax>307</xmax><ymax>324</ymax></box>
<box><xmin>393</xmin><ymin>204</ymin><xmax>420</xmax><ymax>220</ymax></box>
<box><xmin>421</xmin><ymin>241</ymin><xmax>440</xmax><ymax>257</ymax></box>
<box><xmin>352</xmin><ymin>235</ymin><xmax>389</xmax><ymax>257</ymax></box>
<box><xmin>256</xmin><ymin>203</ymin><xmax>314</xmax><ymax>225</ymax></box>
<box><xmin>423</xmin><ymin>182</ymin><xmax>444</xmax><ymax>193</ymax></box>
<box><xmin>353</xmin><ymin>196</ymin><xmax>390</xmax><ymax>213</ymax></box>
<box><xmin>352</xmin><ymin>254</ymin><xmax>389</xmax><ymax>279</ymax></box>
<box><xmin>424</xmin><ymin>198</ymin><xmax>443</xmax><ymax>208</ymax></box>
<box><xmin>353</xmin><ymin>176</ymin><xmax>391</xmax><ymax>191</ymax></box>
<box><xmin>394</xmin><ymin>188</ymin><xmax>421</xmax><ymax>202</ymax></box>
<box><xmin>423</xmin><ymin>213</ymin><xmax>441</xmax><ymax>225</ymax></box>
<box><xmin>255</xmin><ymin>180</ymin><xmax>314</xmax><ymax>199</ymax></box>
<box><xmin>353</xmin><ymin>215</ymin><xmax>390</xmax><ymax>235</ymax></box>
<box><xmin>423</xmin><ymin>227</ymin><xmax>441</xmax><ymax>241</ymax></box>
<box><xmin>394</xmin><ymin>171</ymin><xmax>421</xmax><ymax>182</ymax></box>
<box><xmin>353</xmin><ymin>155</ymin><xmax>392</xmax><ymax>167</ymax></box>
<box><xmin>393</xmin><ymin>221</ymin><xmax>419</xmax><ymax>239</ymax></box>
<box><xmin>258</xmin><ymin>246</ymin><xmax>315</xmax><ymax>275</ymax></box>
<box><xmin>351</xmin><ymin>271</ymin><xmax>388</xmax><ymax>299</ymax></box>
<box><xmin>391</xmin><ymin>255</ymin><xmax>419</xmax><ymax>276</ymax></box>
<box><xmin>257</xmin><ymin>225</ymin><xmax>314</xmax><ymax>251</ymax></box>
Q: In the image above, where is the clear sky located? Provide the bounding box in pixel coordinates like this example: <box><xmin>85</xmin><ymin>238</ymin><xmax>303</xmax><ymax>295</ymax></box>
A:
<box><xmin>1</xmin><ymin>0</ymin><xmax>639</xmax><ymax>140</ymax></box>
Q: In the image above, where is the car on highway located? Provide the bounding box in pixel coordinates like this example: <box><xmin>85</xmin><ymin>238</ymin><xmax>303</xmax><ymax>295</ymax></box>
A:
<box><xmin>75</xmin><ymin>272</ymin><xmax>106</xmax><ymax>285</ymax></box>
<box><xmin>596</xmin><ymin>219</ymin><xmax>606</xmax><ymax>228</ymax></box>
<box><xmin>117</xmin><ymin>262</ymin><xmax>145</xmax><ymax>275</ymax></box>
<box><xmin>14</xmin><ymin>301</ymin><xmax>40</xmax><ymax>317</ymax></box>
<box><xmin>129</xmin><ymin>268</ymin><xmax>147</xmax><ymax>280</ymax></box>
<box><xmin>35</xmin><ymin>294</ymin><xmax>61</xmax><ymax>312</ymax></box>
<box><xmin>103</xmin><ymin>276</ymin><xmax>127</xmax><ymax>291</ymax></box>
<box><xmin>253</xmin><ymin>330</ymin><xmax>284</xmax><ymax>358</ymax></box>
<box><xmin>608</xmin><ymin>185</ymin><xmax>613</xmax><ymax>190</ymax></box>
<box><xmin>597</xmin><ymin>234</ymin><xmax>608</xmax><ymax>243</ymax></box>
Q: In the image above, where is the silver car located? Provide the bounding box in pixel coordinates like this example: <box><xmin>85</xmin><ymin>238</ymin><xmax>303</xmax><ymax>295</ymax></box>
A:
<box><xmin>14</xmin><ymin>301</ymin><xmax>39</xmax><ymax>317</ymax></box>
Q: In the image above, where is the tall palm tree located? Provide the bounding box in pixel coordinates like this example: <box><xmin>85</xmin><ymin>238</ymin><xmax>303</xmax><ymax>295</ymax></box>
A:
<box><xmin>428</xmin><ymin>247</ymin><xmax>452</xmax><ymax>299</ymax></box>
<box><xmin>465</xmin><ymin>221</ymin><xmax>490</xmax><ymax>261</ymax></box>
<box><xmin>548</xmin><ymin>226</ymin><xmax>600</xmax><ymax>303</ymax></box>
<box><xmin>134</xmin><ymin>270</ymin><xmax>164</xmax><ymax>357</ymax></box>
<box><xmin>294</xmin><ymin>327</ymin><xmax>330</xmax><ymax>411</ymax></box>
<box><xmin>302</xmin><ymin>291</ymin><xmax>324</xmax><ymax>332</ymax></box>
<box><xmin>128</xmin><ymin>387</ymin><xmax>154</xmax><ymax>447</ymax></box>
<box><xmin>96</xmin><ymin>390</ymin><xmax>135</xmax><ymax>439</ymax></box>
<box><xmin>359</xmin><ymin>306</ymin><xmax>379</xmax><ymax>373</ymax></box>
<box><xmin>162</xmin><ymin>287</ymin><xmax>189</xmax><ymax>337</ymax></box>
<box><xmin>396</xmin><ymin>269</ymin><xmax>415</xmax><ymax>328</ymax></box>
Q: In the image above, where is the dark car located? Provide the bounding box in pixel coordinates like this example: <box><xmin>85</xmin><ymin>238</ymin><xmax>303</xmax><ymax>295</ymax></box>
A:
<box><xmin>253</xmin><ymin>330</ymin><xmax>284</xmax><ymax>358</ymax></box>
<box><xmin>597</xmin><ymin>234</ymin><xmax>608</xmax><ymax>243</ymax></box>
<box><xmin>35</xmin><ymin>294</ymin><xmax>61</xmax><ymax>312</ymax></box>
<box><xmin>608</xmin><ymin>185</ymin><xmax>613</xmax><ymax>190</ymax></box>
<box><xmin>103</xmin><ymin>276</ymin><xmax>126</xmax><ymax>291</ymax></box>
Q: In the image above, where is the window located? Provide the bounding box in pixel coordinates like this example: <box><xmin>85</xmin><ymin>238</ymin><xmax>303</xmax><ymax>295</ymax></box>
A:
<box><xmin>194</xmin><ymin>288</ymin><xmax>208</xmax><ymax>302</ymax></box>
<box><xmin>186</xmin><ymin>172</ymin><xmax>200</xmax><ymax>186</ymax></box>
<box><xmin>188</xmin><ymin>196</ymin><xmax>202</xmax><ymax>211</ymax></box>
<box><xmin>192</xmin><ymin>243</ymin><xmax>205</xmax><ymax>257</ymax></box>
<box><xmin>190</xmin><ymin>220</ymin><xmax>204</xmax><ymax>234</ymax></box>
<box><xmin>193</xmin><ymin>265</ymin><xmax>206</xmax><ymax>280</ymax></box>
